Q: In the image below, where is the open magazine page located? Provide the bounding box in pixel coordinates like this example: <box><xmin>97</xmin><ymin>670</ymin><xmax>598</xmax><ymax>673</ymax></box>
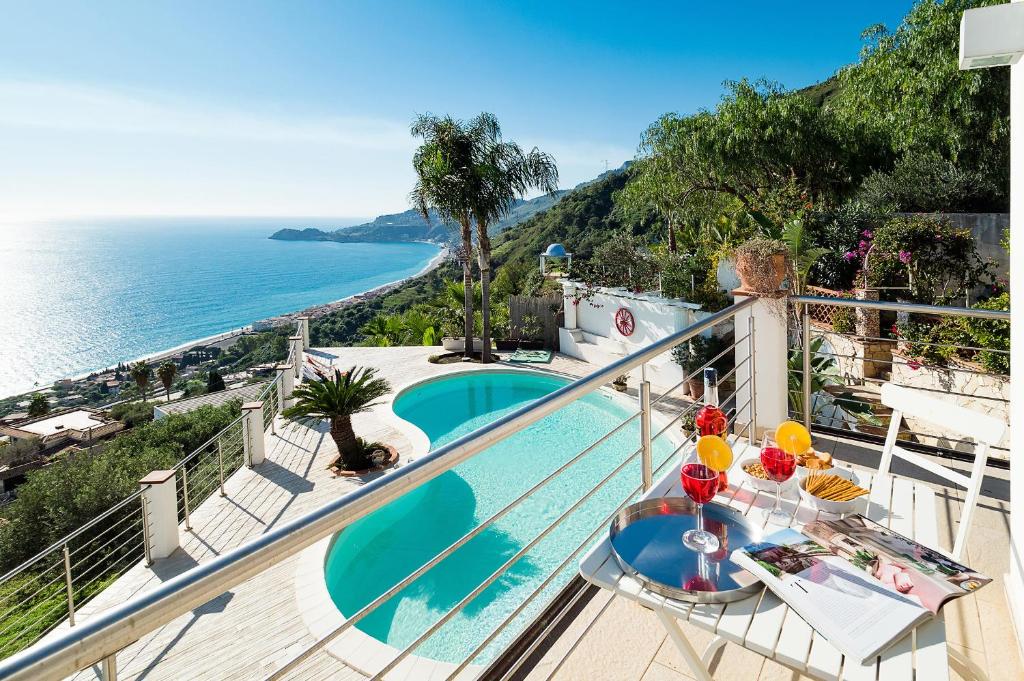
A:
<box><xmin>801</xmin><ymin>515</ymin><xmax>990</xmax><ymax>614</ymax></box>
<box><xmin>732</xmin><ymin>528</ymin><xmax>928</xmax><ymax>663</ymax></box>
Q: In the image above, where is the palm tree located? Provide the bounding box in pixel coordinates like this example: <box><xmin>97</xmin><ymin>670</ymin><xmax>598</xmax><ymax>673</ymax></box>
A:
<box><xmin>283</xmin><ymin>367</ymin><xmax>391</xmax><ymax>470</ymax></box>
<box><xmin>410</xmin><ymin>114</ymin><xmax>478</xmax><ymax>359</ymax></box>
<box><xmin>157</xmin><ymin>361</ymin><xmax>178</xmax><ymax>401</ymax></box>
<box><xmin>468</xmin><ymin>113</ymin><xmax>558</xmax><ymax>361</ymax></box>
<box><xmin>129</xmin><ymin>362</ymin><xmax>151</xmax><ymax>402</ymax></box>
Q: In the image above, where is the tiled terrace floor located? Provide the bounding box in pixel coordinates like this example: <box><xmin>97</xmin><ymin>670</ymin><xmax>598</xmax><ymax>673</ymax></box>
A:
<box><xmin>44</xmin><ymin>346</ymin><xmax>1019</xmax><ymax>681</ymax></box>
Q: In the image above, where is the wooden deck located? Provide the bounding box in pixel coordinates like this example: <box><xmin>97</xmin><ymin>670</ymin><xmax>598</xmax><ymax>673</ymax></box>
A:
<box><xmin>46</xmin><ymin>346</ymin><xmax>1019</xmax><ymax>681</ymax></box>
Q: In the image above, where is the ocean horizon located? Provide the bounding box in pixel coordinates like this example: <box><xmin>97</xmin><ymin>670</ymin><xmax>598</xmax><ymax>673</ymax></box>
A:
<box><xmin>0</xmin><ymin>217</ymin><xmax>440</xmax><ymax>399</ymax></box>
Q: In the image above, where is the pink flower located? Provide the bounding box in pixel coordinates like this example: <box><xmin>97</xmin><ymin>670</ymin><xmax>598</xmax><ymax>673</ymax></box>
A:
<box><xmin>907</xmin><ymin>360</ymin><xmax>921</xmax><ymax>371</ymax></box>
<box><xmin>843</xmin><ymin>251</ymin><xmax>858</xmax><ymax>261</ymax></box>
<box><xmin>898</xmin><ymin>250</ymin><xmax>912</xmax><ymax>264</ymax></box>
<box><xmin>862</xmin><ymin>230</ymin><xmax>874</xmax><ymax>239</ymax></box>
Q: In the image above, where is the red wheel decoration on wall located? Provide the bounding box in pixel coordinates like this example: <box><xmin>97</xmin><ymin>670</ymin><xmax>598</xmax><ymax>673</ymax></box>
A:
<box><xmin>615</xmin><ymin>307</ymin><xmax>635</xmax><ymax>336</ymax></box>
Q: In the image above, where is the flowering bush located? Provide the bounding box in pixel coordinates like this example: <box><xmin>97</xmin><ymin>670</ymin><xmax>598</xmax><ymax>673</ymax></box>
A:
<box><xmin>852</xmin><ymin>216</ymin><xmax>993</xmax><ymax>304</ymax></box>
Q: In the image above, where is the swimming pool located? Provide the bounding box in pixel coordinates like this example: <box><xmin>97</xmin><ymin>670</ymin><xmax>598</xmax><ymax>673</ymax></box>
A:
<box><xmin>323</xmin><ymin>370</ymin><xmax>676</xmax><ymax>666</ymax></box>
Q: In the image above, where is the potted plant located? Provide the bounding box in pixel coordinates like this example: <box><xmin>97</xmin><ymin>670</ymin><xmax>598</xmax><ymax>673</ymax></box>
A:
<box><xmin>518</xmin><ymin>314</ymin><xmax>545</xmax><ymax>350</ymax></box>
<box><xmin>672</xmin><ymin>336</ymin><xmax>725</xmax><ymax>399</ymax></box>
<box><xmin>612</xmin><ymin>375</ymin><xmax>628</xmax><ymax>392</ymax></box>
<box><xmin>735</xmin><ymin>238</ymin><xmax>789</xmax><ymax>293</ymax></box>
<box><xmin>283</xmin><ymin>366</ymin><xmax>394</xmax><ymax>472</ymax></box>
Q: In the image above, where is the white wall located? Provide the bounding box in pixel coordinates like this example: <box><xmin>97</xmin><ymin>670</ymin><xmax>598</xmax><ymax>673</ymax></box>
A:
<box><xmin>560</xmin><ymin>284</ymin><xmax>722</xmax><ymax>391</ymax></box>
<box><xmin>1007</xmin><ymin>3</ymin><xmax>1024</xmax><ymax>655</ymax></box>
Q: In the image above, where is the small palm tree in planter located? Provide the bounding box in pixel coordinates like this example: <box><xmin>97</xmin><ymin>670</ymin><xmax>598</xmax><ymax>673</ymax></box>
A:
<box><xmin>283</xmin><ymin>367</ymin><xmax>392</xmax><ymax>472</ymax></box>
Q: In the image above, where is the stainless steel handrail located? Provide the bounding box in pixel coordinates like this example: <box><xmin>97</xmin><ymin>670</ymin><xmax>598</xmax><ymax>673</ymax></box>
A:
<box><xmin>0</xmin><ymin>487</ymin><xmax>148</xmax><ymax>583</ymax></box>
<box><xmin>0</xmin><ymin>321</ymin><xmax>303</xmax><ymax>658</ymax></box>
<box><xmin>792</xmin><ymin>294</ymin><xmax>1011</xmax><ymax>430</ymax></box>
<box><xmin>0</xmin><ymin>298</ymin><xmax>754</xmax><ymax>681</ymax></box>
<box><xmin>790</xmin><ymin>295</ymin><xmax>1010</xmax><ymax>320</ymax></box>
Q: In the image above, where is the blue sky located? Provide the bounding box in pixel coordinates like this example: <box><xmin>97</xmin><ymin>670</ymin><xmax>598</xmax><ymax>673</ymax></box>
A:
<box><xmin>0</xmin><ymin>1</ymin><xmax>914</xmax><ymax>222</ymax></box>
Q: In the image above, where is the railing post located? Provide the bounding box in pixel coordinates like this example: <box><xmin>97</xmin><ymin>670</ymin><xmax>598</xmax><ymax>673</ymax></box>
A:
<box><xmin>242</xmin><ymin>402</ymin><xmax>266</xmax><ymax>467</ymax></box>
<box><xmin>181</xmin><ymin>467</ymin><xmax>192</xmax><ymax>532</ymax></box>
<box><xmin>277</xmin><ymin>363</ymin><xmax>295</xmax><ymax>410</ymax></box>
<box><xmin>138</xmin><ymin>472</ymin><xmax>180</xmax><ymax>561</ymax></box>
<box><xmin>639</xmin><ymin>378</ymin><xmax>652</xmax><ymax>491</ymax></box>
<box><xmin>140</xmin><ymin>495</ymin><xmax>152</xmax><ymax>566</ymax></box>
<box><xmin>62</xmin><ymin>543</ymin><xmax>75</xmax><ymax>626</ymax></box>
<box><xmin>217</xmin><ymin>441</ymin><xmax>225</xmax><ymax>497</ymax></box>
<box><xmin>801</xmin><ymin>303</ymin><xmax>812</xmax><ymax>429</ymax></box>
<box><xmin>290</xmin><ymin>335</ymin><xmax>303</xmax><ymax>379</ymax></box>
<box><xmin>101</xmin><ymin>654</ymin><xmax>117</xmax><ymax>681</ymax></box>
<box><xmin>297</xmin><ymin>316</ymin><xmax>310</xmax><ymax>350</ymax></box>
<box><xmin>747</xmin><ymin>314</ymin><xmax>757</xmax><ymax>441</ymax></box>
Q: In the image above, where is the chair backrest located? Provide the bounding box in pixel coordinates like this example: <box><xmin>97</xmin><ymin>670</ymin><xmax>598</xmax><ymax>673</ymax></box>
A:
<box><xmin>878</xmin><ymin>383</ymin><xmax>1006</xmax><ymax>560</ymax></box>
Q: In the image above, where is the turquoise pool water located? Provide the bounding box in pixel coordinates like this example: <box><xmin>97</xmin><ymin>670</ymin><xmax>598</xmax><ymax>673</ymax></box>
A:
<box><xmin>323</xmin><ymin>370</ymin><xmax>676</xmax><ymax>665</ymax></box>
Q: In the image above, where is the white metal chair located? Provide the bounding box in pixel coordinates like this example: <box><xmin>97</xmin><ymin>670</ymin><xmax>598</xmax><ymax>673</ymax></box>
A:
<box><xmin>878</xmin><ymin>382</ymin><xmax>1006</xmax><ymax>561</ymax></box>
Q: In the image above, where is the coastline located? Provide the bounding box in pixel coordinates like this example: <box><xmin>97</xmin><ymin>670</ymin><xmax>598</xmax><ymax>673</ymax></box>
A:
<box><xmin>1</xmin><ymin>243</ymin><xmax>448</xmax><ymax>402</ymax></box>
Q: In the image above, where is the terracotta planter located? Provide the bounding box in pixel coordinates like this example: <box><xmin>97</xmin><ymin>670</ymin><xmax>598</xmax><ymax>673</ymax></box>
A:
<box><xmin>687</xmin><ymin>377</ymin><xmax>704</xmax><ymax>400</ymax></box>
<box><xmin>736</xmin><ymin>253</ymin><xmax>787</xmax><ymax>293</ymax></box>
<box><xmin>332</xmin><ymin>444</ymin><xmax>399</xmax><ymax>477</ymax></box>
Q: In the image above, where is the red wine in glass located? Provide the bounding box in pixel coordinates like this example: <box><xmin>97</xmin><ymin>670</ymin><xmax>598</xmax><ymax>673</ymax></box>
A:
<box><xmin>680</xmin><ymin>461</ymin><xmax>720</xmax><ymax>553</ymax></box>
<box><xmin>681</xmin><ymin>463</ymin><xmax>719</xmax><ymax>503</ymax></box>
<box><xmin>761</xmin><ymin>447</ymin><xmax>796</xmax><ymax>482</ymax></box>
<box><xmin>760</xmin><ymin>436</ymin><xmax>796</xmax><ymax>524</ymax></box>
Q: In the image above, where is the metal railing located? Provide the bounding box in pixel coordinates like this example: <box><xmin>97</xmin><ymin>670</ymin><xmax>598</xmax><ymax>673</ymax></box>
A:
<box><xmin>0</xmin><ymin>299</ymin><xmax>755</xmax><ymax>681</ymax></box>
<box><xmin>789</xmin><ymin>295</ymin><xmax>1010</xmax><ymax>463</ymax></box>
<box><xmin>0</xmin><ymin>324</ymin><xmax>300</xmax><ymax>662</ymax></box>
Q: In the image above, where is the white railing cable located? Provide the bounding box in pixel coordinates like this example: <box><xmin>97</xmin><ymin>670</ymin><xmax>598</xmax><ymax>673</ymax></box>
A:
<box><xmin>0</xmin><ymin>303</ymin><xmax>751</xmax><ymax>680</ymax></box>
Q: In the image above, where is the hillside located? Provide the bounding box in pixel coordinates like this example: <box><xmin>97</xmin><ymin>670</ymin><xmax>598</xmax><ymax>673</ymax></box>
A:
<box><xmin>492</xmin><ymin>165</ymin><xmax>653</xmax><ymax>266</ymax></box>
<box><xmin>270</xmin><ymin>190</ymin><xmax>567</xmax><ymax>244</ymax></box>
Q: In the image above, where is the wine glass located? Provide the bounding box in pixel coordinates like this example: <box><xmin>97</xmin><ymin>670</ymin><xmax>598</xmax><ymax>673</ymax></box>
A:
<box><xmin>760</xmin><ymin>433</ymin><xmax>796</xmax><ymax>525</ymax></box>
<box><xmin>680</xmin><ymin>453</ymin><xmax>720</xmax><ymax>553</ymax></box>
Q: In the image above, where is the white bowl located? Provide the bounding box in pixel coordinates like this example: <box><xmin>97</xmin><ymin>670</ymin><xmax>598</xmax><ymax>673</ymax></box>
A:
<box><xmin>737</xmin><ymin>457</ymin><xmax>780</xmax><ymax>492</ymax></box>
<box><xmin>798</xmin><ymin>475</ymin><xmax>863</xmax><ymax>515</ymax></box>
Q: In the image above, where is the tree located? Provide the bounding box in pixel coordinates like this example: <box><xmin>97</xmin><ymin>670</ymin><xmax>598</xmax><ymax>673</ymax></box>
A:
<box><xmin>129</xmin><ymin>362</ymin><xmax>151</xmax><ymax>402</ymax></box>
<box><xmin>627</xmin><ymin>80</ymin><xmax>870</xmax><ymax>224</ymax></box>
<box><xmin>283</xmin><ymin>367</ymin><xmax>390</xmax><ymax>471</ymax></box>
<box><xmin>27</xmin><ymin>393</ymin><xmax>49</xmax><ymax>417</ymax></box>
<box><xmin>157</xmin><ymin>361</ymin><xmax>178</xmax><ymax>401</ymax></box>
<box><xmin>206</xmin><ymin>370</ymin><xmax>226</xmax><ymax>393</ymax></box>
<box><xmin>832</xmin><ymin>0</ymin><xmax>1010</xmax><ymax>209</ymax></box>
<box><xmin>468</xmin><ymin>113</ymin><xmax>558</xmax><ymax>362</ymax></box>
<box><xmin>410</xmin><ymin>114</ymin><xmax>479</xmax><ymax>359</ymax></box>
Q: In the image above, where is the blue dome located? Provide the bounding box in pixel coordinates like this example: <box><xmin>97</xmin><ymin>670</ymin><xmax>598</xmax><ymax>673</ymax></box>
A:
<box><xmin>544</xmin><ymin>243</ymin><xmax>568</xmax><ymax>258</ymax></box>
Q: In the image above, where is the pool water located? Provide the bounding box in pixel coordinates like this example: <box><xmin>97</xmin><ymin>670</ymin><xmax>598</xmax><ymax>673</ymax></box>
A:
<box><xmin>324</xmin><ymin>370</ymin><xmax>676</xmax><ymax>665</ymax></box>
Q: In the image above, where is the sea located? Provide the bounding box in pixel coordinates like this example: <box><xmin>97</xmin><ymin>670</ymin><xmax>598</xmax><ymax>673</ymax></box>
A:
<box><xmin>0</xmin><ymin>217</ymin><xmax>441</xmax><ymax>399</ymax></box>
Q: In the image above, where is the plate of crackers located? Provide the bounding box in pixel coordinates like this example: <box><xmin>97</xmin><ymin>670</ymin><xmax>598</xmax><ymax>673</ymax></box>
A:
<box><xmin>799</xmin><ymin>471</ymin><xmax>869</xmax><ymax>514</ymax></box>
<box><xmin>795</xmin><ymin>449</ymin><xmax>834</xmax><ymax>478</ymax></box>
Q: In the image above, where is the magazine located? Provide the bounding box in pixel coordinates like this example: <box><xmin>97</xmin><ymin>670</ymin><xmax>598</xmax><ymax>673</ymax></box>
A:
<box><xmin>730</xmin><ymin>514</ymin><xmax>989</xmax><ymax>663</ymax></box>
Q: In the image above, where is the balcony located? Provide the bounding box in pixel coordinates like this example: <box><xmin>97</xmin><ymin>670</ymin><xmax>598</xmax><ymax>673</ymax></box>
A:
<box><xmin>0</xmin><ymin>295</ymin><xmax>1015</xmax><ymax>681</ymax></box>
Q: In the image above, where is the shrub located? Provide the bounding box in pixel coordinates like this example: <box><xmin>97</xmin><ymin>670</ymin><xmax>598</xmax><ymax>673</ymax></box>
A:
<box><xmin>958</xmin><ymin>293</ymin><xmax>1010</xmax><ymax>374</ymax></box>
<box><xmin>672</xmin><ymin>335</ymin><xmax>729</xmax><ymax>375</ymax></box>
<box><xmin>867</xmin><ymin>215</ymin><xmax>993</xmax><ymax>304</ymax></box>
<box><xmin>857</xmin><ymin>151</ymin><xmax>999</xmax><ymax>213</ymax></box>
<box><xmin>0</xmin><ymin>402</ymin><xmax>240</xmax><ymax>570</ymax></box>
<box><xmin>109</xmin><ymin>401</ymin><xmax>154</xmax><ymax>428</ymax></box>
